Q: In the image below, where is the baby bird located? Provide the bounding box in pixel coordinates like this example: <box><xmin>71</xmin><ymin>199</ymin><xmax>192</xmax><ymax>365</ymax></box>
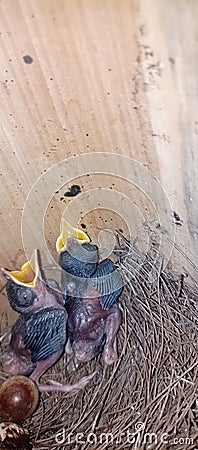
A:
<box><xmin>1</xmin><ymin>250</ymin><xmax>95</xmax><ymax>392</ymax></box>
<box><xmin>56</xmin><ymin>220</ymin><xmax>123</xmax><ymax>364</ymax></box>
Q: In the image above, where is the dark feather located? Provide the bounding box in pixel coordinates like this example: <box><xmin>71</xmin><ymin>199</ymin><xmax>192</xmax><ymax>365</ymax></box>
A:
<box><xmin>24</xmin><ymin>308</ymin><xmax>67</xmax><ymax>363</ymax></box>
<box><xmin>59</xmin><ymin>242</ymin><xmax>98</xmax><ymax>278</ymax></box>
<box><xmin>90</xmin><ymin>259</ymin><xmax>123</xmax><ymax>309</ymax></box>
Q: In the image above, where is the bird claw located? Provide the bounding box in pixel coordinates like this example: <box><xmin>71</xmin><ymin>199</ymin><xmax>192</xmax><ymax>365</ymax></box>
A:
<box><xmin>37</xmin><ymin>371</ymin><xmax>96</xmax><ymax>392</ymax></box>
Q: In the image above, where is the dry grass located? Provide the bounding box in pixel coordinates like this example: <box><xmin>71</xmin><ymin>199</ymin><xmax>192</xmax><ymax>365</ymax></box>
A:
<box><xmin>0</xmin><ymin>236</ymin><xmax>198</xmax><ymax>450</ymax></box>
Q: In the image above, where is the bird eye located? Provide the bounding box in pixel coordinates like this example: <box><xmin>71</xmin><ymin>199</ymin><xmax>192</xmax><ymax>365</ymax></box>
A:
<box><xmin>18</xmin><ymin>288</ymin><xmax>34</xmax><ymax>307</ymax></box>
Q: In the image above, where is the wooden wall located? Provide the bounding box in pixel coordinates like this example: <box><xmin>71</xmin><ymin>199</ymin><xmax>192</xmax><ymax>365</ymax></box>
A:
<box><xmin>0</xmin><ymin>0</ymin><xmax>198</xmax><ymax>319</ymax></box>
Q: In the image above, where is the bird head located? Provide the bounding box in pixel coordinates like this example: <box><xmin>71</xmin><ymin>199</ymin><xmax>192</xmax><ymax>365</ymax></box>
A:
<box><xmin>56</xmin><ymin>220</ymin><xmax>99</xmax><ymax>298</ymax></box>
<box><xmin>1</xmin><ymin>250</ymin><xmax>48</xmax><ymax>313</ymax></box>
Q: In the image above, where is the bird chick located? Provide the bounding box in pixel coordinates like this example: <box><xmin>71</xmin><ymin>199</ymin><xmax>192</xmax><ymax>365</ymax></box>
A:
<box><xmin>1</xmin><ymin>250</ymin><xmax>95</xmax><ymax>392</ymax></box>
<box><xmin>56</xmin><ymin>221</ymin><xmax>123</xmax><ymax>364</ymax></box>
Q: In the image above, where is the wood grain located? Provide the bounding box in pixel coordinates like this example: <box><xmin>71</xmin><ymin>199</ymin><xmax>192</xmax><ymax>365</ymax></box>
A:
<box><xmin>0</xmin><ymin>0</ymin><xmax>198</xmax><ymax>317</ymax></box>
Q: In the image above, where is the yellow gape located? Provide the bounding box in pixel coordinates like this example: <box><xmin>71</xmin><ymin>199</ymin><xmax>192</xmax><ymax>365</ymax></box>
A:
<box><xmin>1</xmin><ymin>249</ymin><xmax>39</xmax><ymax>286</ymax></box>
<box><xmin>56</xmin><ymin>219</ymin><xmax>90</xmax><ymax>252</ymax></box>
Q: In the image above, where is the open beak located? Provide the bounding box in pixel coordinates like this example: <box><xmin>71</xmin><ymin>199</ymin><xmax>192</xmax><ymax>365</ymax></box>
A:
<box><xmin>56</xmin><ymin>219</ymin><xmax>90</xmax><ymax>253</ymax></box>
<box><xmin>1</xmin><ymin>249</ymin><xmax>40</xmax><ymax>287</ymax></box>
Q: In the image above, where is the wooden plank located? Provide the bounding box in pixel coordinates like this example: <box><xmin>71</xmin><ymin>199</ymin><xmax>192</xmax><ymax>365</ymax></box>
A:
<box><xmin>0</xmin><ymin>0</ymin><xmax>198</xmax><ymax>318</ymax></box>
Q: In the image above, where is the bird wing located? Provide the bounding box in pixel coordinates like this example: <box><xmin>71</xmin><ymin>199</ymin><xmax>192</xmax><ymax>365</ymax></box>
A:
<box><xmin>24</xmin><ymin>307</ymin><xmax>67</xmax><ymax>363</ymax></box>
<box><xmin>91</xmin><ymin>259</ymin><xmax>123</xmax><ymax>310</ymax></box>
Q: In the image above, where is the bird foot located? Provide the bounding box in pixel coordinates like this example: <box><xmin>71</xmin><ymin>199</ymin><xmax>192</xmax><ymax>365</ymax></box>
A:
<box><xmin>37</xmin><ymin>371</ymin><xmax>96</xmax><ymax>392</ymax></box>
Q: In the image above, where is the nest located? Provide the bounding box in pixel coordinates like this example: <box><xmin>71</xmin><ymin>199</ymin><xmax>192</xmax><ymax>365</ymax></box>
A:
<box><xmin>0</xmin><ymin>236</ymin><xmax>198</xmax><ymax>450</ymax></box>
